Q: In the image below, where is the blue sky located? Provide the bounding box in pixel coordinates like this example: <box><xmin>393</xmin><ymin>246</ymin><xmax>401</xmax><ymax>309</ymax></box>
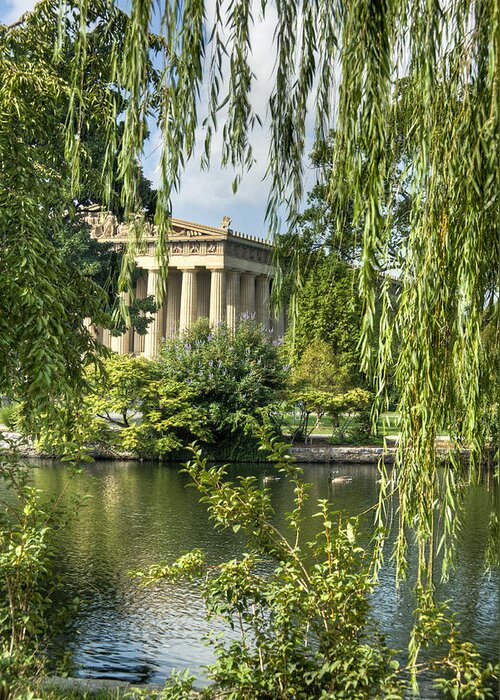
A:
<box><xmin>1</xmin><ymin>0</ymin><xmax>317</xmax><ymax>237</ymax></box>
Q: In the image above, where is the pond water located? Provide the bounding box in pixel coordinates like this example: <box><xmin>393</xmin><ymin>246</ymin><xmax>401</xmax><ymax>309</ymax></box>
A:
<box><xmin>23</xmin><ymin>460</ymin><xmax>499</xmax><ymax>689</ymax></box>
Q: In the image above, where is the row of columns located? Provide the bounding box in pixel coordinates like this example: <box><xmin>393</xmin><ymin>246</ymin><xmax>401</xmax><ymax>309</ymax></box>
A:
<box><xmin>96</xmin><ymin>267</ymin><xmax>285</xmax><ymax>358</ymax></box>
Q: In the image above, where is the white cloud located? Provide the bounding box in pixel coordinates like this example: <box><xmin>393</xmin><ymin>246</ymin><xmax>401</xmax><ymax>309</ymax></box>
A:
<box><xmin>0</xmin><ymin>0</ymin><xmax>37</xmax><ymax>25</ymax></box>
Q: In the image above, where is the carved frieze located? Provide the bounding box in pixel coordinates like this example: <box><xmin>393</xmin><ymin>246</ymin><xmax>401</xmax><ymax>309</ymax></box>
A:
<box><xmin>117</xmin><ymin>223</ymin><xmax>128</xmax><ymax>238</ymax></box>
<box><xmin>85</xmin><ymin>211</ymin><xmax>272</xmax><ymax>264</ymax></box>
<box><xmin>103</xmin><ymin>213</ymin><xmax>117</xmax><ymax>238</ymax></box>
<box><xmin>227</xmin><ymin>241</ymin><xmax>270</xmax><ymax>264</ymax></box>
<box><xmin>145</xmin><ymin>223</ymin><xmax>156</xmax><ymax>238</ymax></box>
<box><xmin>168</xmin><ymin>240</ymin><xmax>223</xmax><ymax>255</ymax></box>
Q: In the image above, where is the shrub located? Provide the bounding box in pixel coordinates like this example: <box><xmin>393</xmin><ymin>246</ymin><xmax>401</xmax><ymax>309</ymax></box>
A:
<box><xmin>155</xmin><ymin>319</ymin><xmax>288</xmax><ymax>458</ymax></box>
<box><xmin>135</xmin><ymin>436</ymin><xmax>404</xmax><ymax>699</ymax></box>
<box><xmin>36</xmin><ymin>320</ymin><xmax>288</xmax><ymax>460</ymax></box>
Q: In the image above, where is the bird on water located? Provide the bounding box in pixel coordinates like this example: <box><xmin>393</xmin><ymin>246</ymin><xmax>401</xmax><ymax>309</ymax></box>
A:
<box><xmin>263</xmin><ymin>475</ymin><xmax>280</xmax><ymax>484</ymax></box>
<box><xmin>329</xmin><ymin>471</ymin><xmax>352</xmax><ymax>484</ymax></box>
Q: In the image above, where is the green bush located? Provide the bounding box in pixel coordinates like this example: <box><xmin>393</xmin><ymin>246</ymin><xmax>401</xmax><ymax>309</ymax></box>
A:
<box><xmin>135</xmin><ymin>436</ymin><xmax>404</xmax><ymax>699</ymax></box>
<box><xmin>136</xmin><ymin>436</ymin><xmax>404</xmax><ymax>698</ymax></box>
<box><xmin>288</xmin><ymin>386</ymin><xmax>373</xmax><ymax>444</ymax></box>
<box><xmin>36</xmin><ymin>320</ymin><xmax>288</xmax><ymax>460</ymax></box>
<box><xmin>154</xmin><ymin>318</ymin><xmax>288</xmax><ymax>458</ymax></box>
<box><xmin>158</xmin><ymin>318</ymin><xmax>287</xmax><ymax>423</ymax></box>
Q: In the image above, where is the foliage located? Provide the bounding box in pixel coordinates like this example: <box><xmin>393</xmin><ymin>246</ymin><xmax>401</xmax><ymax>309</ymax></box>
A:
<box><xmin>479</xmin><ymin>307</ymin><xmax>499</xmax><ymax>452</ymax></box>
<box><xmin>48</xmin><ymin>217</ymin><xmax>159</xmax><ymax>338</ymax></box>
<box><xmin>0</xmin><ymin>444</ymin><xmax>82</xmax><ymax>699</ymax></box>
<box><xmin>1</xmin><ymin>0</ymin><xmax>498</xmax><ymax>692</ymax></box>
<box><xmin>282</xmin><ymin>127</ymin><xmax>412</xmax><ymax>265</ymax></box>
<box><xmin>288</xmin><ymin>387</ymin><xmax>373</xmax><ymax>445</ymax></box>
<box><xmin>4</xmin><ymin>0</ymin><xmax>496</xmax><ymax>581</ymax></box>
<box><xmin>35</xmin><ymin>322</ymin><xmax>287</xmax><ymax>459</ymax></box>
<box><xmin>406</xmin><ymin>586</ymin><xmax>499</xmax><ymax>699</ymax></box>
<box><xmin>288</xmin><ymin>388</ymin><xmax>337</xmax><ymax>441</ymax></box>
<box><xmin>0</xmin><ymin>4</ymin><xmax>106</xmax><ymax>433</ymax></box>
<box><xmin>2</xmin><ymin>0</ymin><xmax>497</xmax><ymax>568</ymax></box>
<box><xmin>158</xmin><ymin>319</ymin><xmax>286</xmax><ymax>415</ymax></box>
<box><xmin>2</xmin><ymin>1</ymin><xmax>158</xmax><ymax>342</ymax></box>
<box><xmin>0</xmin><ymin>405</ymin><xmax>19</xmax><ymax>431</ymax></box>
<box><xmin>116</xmin><ymin>318</ymin><xmax>286</xmax><ymax>458</ymax></box>
<box><xmin>156</xmin><ymin>318</ymin><xmax>288</xmax><ymax>458</ymax></box>
<box><xmin>85</xmin><ymin>354</ymin><xmax>157</xmax><ymax>430</ymax></box>
<box><xmin>0</xmin><ymin>12</ymin><xmax>164</xmax><ymax>688</ymax></box>
<box><xmin>135</xmin><ymin>436</ymin><xmax>498</xmax><ymax>699</ymax></box>
<box><xmin>57</xmin><ymin>0</ymin><xmax>499</xmax><ymax>588</ymax></box>
<box><xmin>282</xmin><ymin>254</ymin><xmax>364</xmax><ymax>381</ymax></box>
<box><xmin>136</xmin><ymin>438</ymin><xmax>405</xmax><ymax>699</ymax></box>
<box><xmin>49</xmin><ymin>219</ymin><xmax>116</xmax><ymax>291</ymax></box>
<box><xmin>33</xmin><ymin>354</ymin><xmax>207</xmax><ymax>458</ymax></box>
<box><xmin>286</xmin><ymin>339</ymin><xmax>372</xmax><ymax>443</ymax></box>
<box><xmin>113</xmin><ymin>375</ymin><xmax>211</xmax><ymax>458</ymax></box>
<box><xmin>0</xmin><ymin>0</ymin><xmax>166</xmax><ymax>440</ymax></box>
<box><xmin>287</xmin><ymin>140</ymin><xmax>361</xmax><ymax>264</ymax></box>
<box><xmin>291</xmin><ymin>338</ymin><xmax>354</xmax><ymax>395</ymax></box>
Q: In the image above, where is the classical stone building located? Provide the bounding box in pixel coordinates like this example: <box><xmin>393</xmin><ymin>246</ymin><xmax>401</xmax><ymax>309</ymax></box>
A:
<box><xmin>83</xmin><ymin>205</ymin><xmax>285</xmax><ymax>357</ymax></box>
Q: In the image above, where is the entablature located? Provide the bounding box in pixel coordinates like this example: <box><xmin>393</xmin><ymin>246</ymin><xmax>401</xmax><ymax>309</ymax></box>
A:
<box><xmin>81</xmin><ymin>205</ymin><xmax>273</xmax><ymax>274</ymax></box>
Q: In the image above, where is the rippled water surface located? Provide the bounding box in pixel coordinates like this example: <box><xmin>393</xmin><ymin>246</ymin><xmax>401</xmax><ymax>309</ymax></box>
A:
<box><xmin>22</xmin><ymin>460</ymin><xmax>499</xmax><ymax>686</ymax></box>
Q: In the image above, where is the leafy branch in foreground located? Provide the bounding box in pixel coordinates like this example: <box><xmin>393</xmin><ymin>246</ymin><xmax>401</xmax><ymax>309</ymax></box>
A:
<box><xmin>57</xmin><ymin>0</ymin><xmax>499</xmax><ymax>599</ymax></box>
<box><xmin>0</xmin><ymin>440</ymin><xmax>87</xmax><ymax>699</ymax></box>
<box><xmin>133</xmin><ymin>435</ymin><xmax>497</xmax><ymax>699</ymax></box>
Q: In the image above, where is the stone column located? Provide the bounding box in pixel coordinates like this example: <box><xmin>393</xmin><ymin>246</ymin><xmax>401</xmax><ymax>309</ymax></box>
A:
<box><xmin>144</xmin><ymin>270</ymin><xmax>165</xmax><ymax>358</ymax></box>
<box><xmin>111</xmin><ymin>292</ymin><xmax>131</xmax><ymax>354</ymax></box>
<box><xmin>240</xmin><ymin>273</ymin><xmax>256</xmax><ymax>318</ymax></box>
<box><xmin>226</xmin><ymin>270</ymin><xmax>241</xmax><ymax>330</ymax></box>
<box><xmin>133</xmin><ymin>274</ymin><xmax>147</xmax><ymax>355</ymax></box>
<box><xmin>256</xmin><ymin>276</ymin><xmax>270</xmax><ymax>329</ymax></box>
<box><xmin>83</xmin><ymin>317</ymin><xmax>97</xmax><ymax>339</ymax></box>
<box><xmin>165</xmin><ymin>270</ymin><xmax>181</xmax><ymax>338</ymax></box>
<box><xmin>101</xmin><ymin>328</ymin><xmax>111</xmax><ymax>348</ymax></box>
<box><xmin>197</xmin><ymin>270</ymin><xmax>211</xmax><ymax>319</ymax></box>
<box><xmin>209</xmin><ymin>269</ymin><xmax>226</xmax><ymax>326</ymax></box>
<box><xmin>179</xmin><ymin>268</ymin><xmax>198</xmax><ymax>333</ymax></box>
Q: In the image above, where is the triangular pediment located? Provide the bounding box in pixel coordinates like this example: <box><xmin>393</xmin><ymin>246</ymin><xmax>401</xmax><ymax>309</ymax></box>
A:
<box><xmin>83</xmin><ymin>209</ymin><xmax>269</xmax><ymax>250</ymax></box>
<box><xmin>170</xmin><ymin>217</ymin><xmax>228</xmax><ymax>238</ymax></box>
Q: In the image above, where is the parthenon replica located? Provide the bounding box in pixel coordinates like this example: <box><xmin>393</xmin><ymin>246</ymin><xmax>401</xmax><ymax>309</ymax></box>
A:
<box><xmin>83</xmin><ymin>205</ymin><xmax>285</xmax><ymax>358</ymax></box>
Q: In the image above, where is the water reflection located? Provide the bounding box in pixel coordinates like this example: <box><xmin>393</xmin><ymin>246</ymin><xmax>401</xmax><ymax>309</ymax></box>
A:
<box><xmin>20</xmin><ymin>460</ymin><xmax>498</xmax><ymax>686</ymax></box>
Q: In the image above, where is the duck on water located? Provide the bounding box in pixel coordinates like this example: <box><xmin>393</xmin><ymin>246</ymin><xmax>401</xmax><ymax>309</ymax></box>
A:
<box><xmin>329</xmin><ymin>471</ymin><xmax>353</xmax><ymax>484</ymax></box>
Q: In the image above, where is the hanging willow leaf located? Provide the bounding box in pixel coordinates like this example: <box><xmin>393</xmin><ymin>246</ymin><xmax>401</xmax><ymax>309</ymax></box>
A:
<box><xmin>62</xmin><ymin>0</ymin><xmax>498</xmax><ymax>647</ymax></box>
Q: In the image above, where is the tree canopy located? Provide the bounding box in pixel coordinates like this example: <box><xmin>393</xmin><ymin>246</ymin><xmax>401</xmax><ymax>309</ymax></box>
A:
<box><xmin>1</xmin><ymin>0</ymin><xmax>498</xmax><ymax>644</ymax></box>
<box><xmin>0</xmin><ymin>0</ymin><xmax>162</xmax><ymax>432</ymax></box>
<box><xmin>281</xmin><ymin>250</ymin><xmax>364</xmax><ymax>381</ymax></box>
